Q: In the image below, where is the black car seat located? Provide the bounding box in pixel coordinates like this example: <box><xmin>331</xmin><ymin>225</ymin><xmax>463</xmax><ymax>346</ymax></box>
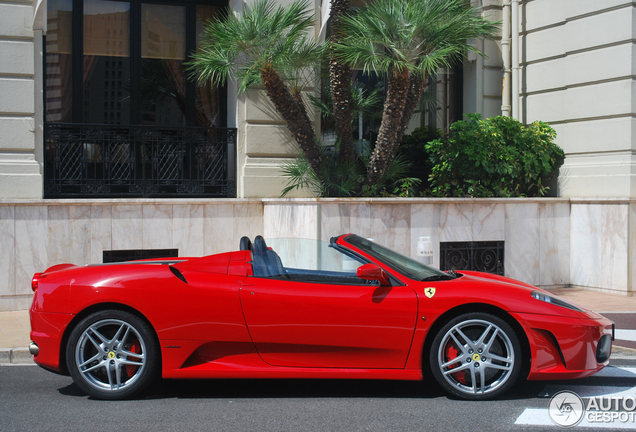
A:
<box><xmin>252</xmin><ymin>235</ymin><xmax>285</xmax><ymax>277</ymax></box>
<box><xmin>251</xmin><ymin>236</ymin><xmax>269</xmax><ymax>276</ymax></box>
<box><xmin>239</xmin><ymin>236</ymin><xmax>252</xmax><ymax>251</ymax></box>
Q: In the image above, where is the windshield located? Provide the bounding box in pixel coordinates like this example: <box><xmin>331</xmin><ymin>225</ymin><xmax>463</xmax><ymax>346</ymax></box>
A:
<box><xmin>343</xmin><ymin>234</ymin><xmax>454</xmax><ymax>281</ymax></box>
<box><xmin>265</xmin><ymin>237</ymin><xmax>367</xmax><ymax>274</ymax></box>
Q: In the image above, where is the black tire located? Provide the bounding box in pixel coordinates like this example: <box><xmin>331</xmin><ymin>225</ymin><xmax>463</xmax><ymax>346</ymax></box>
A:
<box><xmin>429</xmin><ymin>312</ymin><xmax>522</xmax><ymax>400</ymax></box>
<box><xmin>66</xmin><ymin>310</ymin><xmax>159</xmax><ymax>400</ymax></box>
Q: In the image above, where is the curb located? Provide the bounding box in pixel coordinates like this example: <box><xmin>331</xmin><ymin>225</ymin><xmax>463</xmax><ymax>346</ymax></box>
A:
<box><xmin>0</xmin><ymin>347</ymin><xmax>35</xmax><ymax>365</ymax></box>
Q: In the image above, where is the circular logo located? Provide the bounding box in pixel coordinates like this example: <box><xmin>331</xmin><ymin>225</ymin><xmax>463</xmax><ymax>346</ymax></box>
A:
<box><xmin>549</xmin><ymin>391</ymin><xmax>585</xmax><ymax>427</ymax></box>
<box><xmin>107</xmin><ymin>351</ymin><xmax>116</xmax><ymax>359</ymax></box>
<box><xmin>472</xmin><ymin>353</ymin><xmax>481</xmax><ymax>362</ymax></box>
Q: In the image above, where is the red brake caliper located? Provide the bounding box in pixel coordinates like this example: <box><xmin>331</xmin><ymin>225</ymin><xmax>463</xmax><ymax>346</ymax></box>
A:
<box><xmin>445</xmin><ymin>344</ymin><xmax>469</xmax><ymax>385</ymax></box>
<box><xmin>124</xmin><ymin>341</ymin><xmax>140</xmax><ymax>378</ymax></box>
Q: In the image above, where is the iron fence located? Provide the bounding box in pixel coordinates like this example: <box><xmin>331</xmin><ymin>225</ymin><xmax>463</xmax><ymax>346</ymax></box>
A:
<box><xmin>44</xmin><ymin>123</ymin><xmax>236</xmax><ymax>198</ymax></box>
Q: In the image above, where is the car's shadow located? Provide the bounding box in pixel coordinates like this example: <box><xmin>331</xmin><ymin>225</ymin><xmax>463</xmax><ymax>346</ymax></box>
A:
<box><xmin>58</xmin><ymin>377</ymin><xmax>546</xmax><ymax>401</ymax></box>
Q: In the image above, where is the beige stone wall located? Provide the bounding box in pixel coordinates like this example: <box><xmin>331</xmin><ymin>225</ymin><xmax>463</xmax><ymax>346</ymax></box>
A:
<box><xmin>520</xmin><ymin>0</ymin><xmax>636</xmax><ymax>198</ymax></box>
<box><xmin>0</xmin><ymin>0</ymin><xmax>41</xmax><ymax>198</ymax></box>
<box><xmin>2</xmin><ymin>197</ymin><xmax>634</xmax><ymax>311</ymax></box>
<box><xmin>239</xmin><ymin>91</ymin><xmax>316</xmax><ymax>198</ymax></box>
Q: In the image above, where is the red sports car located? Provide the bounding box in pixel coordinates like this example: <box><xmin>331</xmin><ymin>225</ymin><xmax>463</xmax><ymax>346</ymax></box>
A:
<box><xmin>29</xmin><ymin>234</ymin><xmax>613</xmax><ymax>400</ymax></box>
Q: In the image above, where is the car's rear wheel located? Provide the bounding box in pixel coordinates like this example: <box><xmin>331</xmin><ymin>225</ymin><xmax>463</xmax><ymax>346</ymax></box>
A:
<box><xmin>66</xmin><ymin>310</ymin><xmax>159</xmax><ymax>400</ymax></box>
<box><xmin>430</xmin><ymin>312</ymin><xmax>521</xmax><ymax>400</ymax></box>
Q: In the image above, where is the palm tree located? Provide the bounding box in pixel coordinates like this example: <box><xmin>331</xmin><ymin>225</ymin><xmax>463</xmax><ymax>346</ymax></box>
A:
<box><xmin>329</xmin><ymin>0</ymin><xmax>355</xmax><ymax>163</ymax></box>
<box><xmin>190</xmin><ymin>0</ymin><xmax>324</xmax><ymax>180</ymax></box>
<box><xmin>335</xmin><ymin>0</ymin><xmax>498</xmax><ymax>186</ymax></box>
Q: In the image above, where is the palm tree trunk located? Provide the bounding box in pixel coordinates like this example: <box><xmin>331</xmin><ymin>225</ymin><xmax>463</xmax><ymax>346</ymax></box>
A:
<box><xmin>260</xmin><ymin>64</ymin><xmax>324</xmax><ymax>181</ymax></box>
<box><xmin>396</xmin><ymin>74</ymin><xmax>426</xmax><ymax>144</ymax></box>
<box><xmin>329</xmin><ymin>0</ymin><xmax>354</xmax><ymax>163</ymax></box>
<box><xmin>365</xmin><ymin>68</ymin><xmax>410</xmax><ymax>186</ymax></box>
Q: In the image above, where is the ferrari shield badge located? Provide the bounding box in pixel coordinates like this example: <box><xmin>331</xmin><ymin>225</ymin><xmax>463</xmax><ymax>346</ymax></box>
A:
<box><xmin>425</xmin><ymin>287</ymin><xmax>436</xmax><ymax>298</ymax></box>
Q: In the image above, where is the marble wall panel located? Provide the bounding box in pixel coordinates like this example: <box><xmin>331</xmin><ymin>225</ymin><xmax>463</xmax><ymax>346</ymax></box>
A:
<box><xmin>538</xmin><ymin>202</ymin><xmax>570</xmax><ymax>287</ymax></box>
<box><xmin>369</xmin><ymin>204</ymin><xmax>410</xmax><ymax>256</ymax></box>
<box><xmin>90</xmin><ymin>205</ymin><xmax>112</xmax><ymax>264</ymax></box>
<box><xmin>68</xmin><ymin>206</ymin><xmax>91</xmax><ymax>267</ymax></box>
<box><xmin>233</xmin><ymin>203</ymin><xmax>264</xmax><ymax>248</ymax></box>
<box><xmin>203</xmin><ymin>204</ymin><xmax>235</xmax><ymax>255</ymax></box>
<box><xmin>142</xmin><ymin>205</ymin><xmax>173</xmax><ymax>250</ymax></box>
<box><xmin>349</xmin><ymin>203</ymin><xmax>372</xmax><ymax>239</ymax></box>
<box><xmin>570</xmin><ymin>204</ymin><xmax>603</xmax><ymax>289</ymax></box>
<box><xmin>600</xmin><ymin>204</ymin><xmax>628</xmax><ymax>291</ymax></box>
<box><xmin>0</xmin><ymin>294</ymin><xmax>32</xmax><ymax>312</ymax></box>
<box><xmin>47</xmin><ymin>206</ymin><xmax>70</xmax><ymax>267</ymax></box>
<box><xmin>0</xmin><ymin>206</ymin><xmax>15</xmax><ymax>297</ymax></box>
<box><xmin>173</xmin><ymin>205</ymin><xmax>204</xmax><ymax>258</ymax></box>
<box><xmin>48</xmin><ymin>206</ymin><xmax>91</xmax><ymax>267</ymax></box>
<box><xmin>505</xmin><ymin>203</ymin><xmax>540</xmax><ymax>285</ymax></box>
<box><xmin>264</xmin><ymin>203</ymin><xmax>320</xmax><ymax>269</ymax></box>
<box><xmin>473</xmin><ymin>203</ymin><xmax>505</xmax><ymax>241</ymax></box>
<box><xmin>15</xmin><ymin>206</ymin><xmax>47</xmax><ymax>296</ymax></box>
<box><xmin>263</xmin><ymin>203</ymin><xmax>319</xmax><ymax>240</ymax></box>
<box><xmin>320</xmin><ymin>203</ymin><xmax>352</xmax><ymax>242</ymax></box>
<box><xmin>111</xmin><ymin>205</ymin><xmax>143</xmax><ymax>251</ymax></box>
<box><xmin>440</xmin><ymin>204</ymin><xmax>473</xmax><ymax>242</ymax></box>
<box><xmin>411</xmin><ymin>204</ymin><xmax>441</xmax><ymax>268</ymax></box>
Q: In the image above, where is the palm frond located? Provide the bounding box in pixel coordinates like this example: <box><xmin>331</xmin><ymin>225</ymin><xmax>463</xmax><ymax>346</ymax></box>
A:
<box><xmin>334</xmin><ymin>0</ymin><xmax>499</xmax><ymax>76</ymax></box>
<box><xmin>189</xmin><ymin>0</ymin><xmax>321</xmax><ymax>94</ymax></box>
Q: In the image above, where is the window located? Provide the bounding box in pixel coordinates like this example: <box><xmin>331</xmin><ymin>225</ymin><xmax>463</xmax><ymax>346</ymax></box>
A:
<box><xmin>45</xmin><ymin>0</ymin><xmax>226</xmax><ymax>127</ymax></box>
<box><xmin>43</xmin><ymin>0</ymin><xmax>235</xmax><ymax>198</ymax></box>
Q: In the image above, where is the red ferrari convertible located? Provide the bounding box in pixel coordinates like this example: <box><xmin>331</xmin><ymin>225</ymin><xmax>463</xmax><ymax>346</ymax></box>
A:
<box><xmin>29</xmin><ymin>234</ymin><xmax>613</xmax><ymax>400</ymax></box>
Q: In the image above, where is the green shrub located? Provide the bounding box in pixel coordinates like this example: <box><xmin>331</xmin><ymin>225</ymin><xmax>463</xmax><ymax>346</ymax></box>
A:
<box><xmin>425</xmin><ymin>114</ymin><xmax>565</xmax><ymax>197</ymax></box>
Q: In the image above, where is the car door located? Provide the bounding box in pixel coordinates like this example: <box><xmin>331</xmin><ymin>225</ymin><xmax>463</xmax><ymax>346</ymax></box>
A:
<box><xmin>240</xmin><ymin>276</ymin><xmax>418</xmax><ymax>369</ymax></box>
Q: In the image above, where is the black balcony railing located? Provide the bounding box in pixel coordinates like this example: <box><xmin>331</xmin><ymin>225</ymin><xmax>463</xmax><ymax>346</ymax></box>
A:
<box><xmin>440</xmin><ymin>241</ymin><xmax>505</xmax><ymax>275</ymax></box>
<box><xmin>44</xmin><ymin>123</ymin><xmax>236</xmax><ymax>198</ymax></box>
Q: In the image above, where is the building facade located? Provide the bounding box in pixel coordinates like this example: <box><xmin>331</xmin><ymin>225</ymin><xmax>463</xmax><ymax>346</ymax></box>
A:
<box><xmin>2</xmin><ymin>0</ymin><xmax>635</xmax><ymax>199</ymax></box>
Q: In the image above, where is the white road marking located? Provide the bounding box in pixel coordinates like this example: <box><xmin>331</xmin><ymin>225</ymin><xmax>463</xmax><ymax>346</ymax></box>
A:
<box><xmin>615</xmin><ymin>329</ymin><xmax>636</xmax><ymax>341</ymax></box>
<box><xmin>515</xmin><ymin>367</ymin><xmax>636</xmax><ymax>428</ymax></box>
<box><xmin>516</xmin><ymin>408</ymin><xmax>636</xmax><ymax>429</ymax></box>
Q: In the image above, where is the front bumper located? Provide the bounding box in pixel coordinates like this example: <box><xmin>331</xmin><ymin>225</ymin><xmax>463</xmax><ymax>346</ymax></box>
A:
<box><xmin>512</xmin><ymin>312</ymin><xmax>614</xmax><ymax>380</ymax></box>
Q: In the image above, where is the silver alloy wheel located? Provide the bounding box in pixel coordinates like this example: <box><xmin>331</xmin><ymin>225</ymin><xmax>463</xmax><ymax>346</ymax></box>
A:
<box><xmin>437</xmin><ymin>318</ymin><xmax>515</xmax><ymax>396</ymax></box>
<box><xmin>74</xmin><ymin>318</ymin><xmax>147</xmax><ymax>392</ymax></box>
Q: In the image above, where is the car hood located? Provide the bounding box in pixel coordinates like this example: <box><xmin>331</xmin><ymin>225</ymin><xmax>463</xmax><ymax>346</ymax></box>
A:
<box><xmin>424</xmin><ymin>270</ymin><xmax>604</xmax><ymax>320</ymax></box>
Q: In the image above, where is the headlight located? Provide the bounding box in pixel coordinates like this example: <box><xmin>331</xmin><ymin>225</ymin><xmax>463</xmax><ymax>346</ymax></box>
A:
<box><xmin>531</xmin><ymin>291</ymin><xmax>584</xmax><ymax>312</ymax></box>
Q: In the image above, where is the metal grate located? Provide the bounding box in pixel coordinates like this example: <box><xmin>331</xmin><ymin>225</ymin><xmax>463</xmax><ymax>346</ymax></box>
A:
<box><xmin>44</xmin><ymin>123</ymin><xmax>236</xmax><ymax>198</ymax></box>
<box><xmin>103</xmin><ymin>249</ymin><xmax>179</xmax><ymax>263</ymax></box>
<box><xmin>440</xmin><ymin>241</ymin><xmax>504</xmax><ymax>275</ymax></box>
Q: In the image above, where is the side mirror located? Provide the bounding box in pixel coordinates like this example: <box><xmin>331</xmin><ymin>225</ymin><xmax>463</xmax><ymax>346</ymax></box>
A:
<box><xmin>357</xmin><ymin>263</ymin><xmax>391</xmax><ymax>286</ymax></box>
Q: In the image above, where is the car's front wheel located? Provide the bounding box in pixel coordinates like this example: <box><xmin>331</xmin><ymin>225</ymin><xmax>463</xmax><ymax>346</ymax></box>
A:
<box><xmin>430</xmin><ymin>312</ymin><xmax>522</xmax><ymax>400</ymax></box>
<box><xmin>66</xmin><ymin>310</ymin><xmax>159</xmax><ymax>400</ymax></box>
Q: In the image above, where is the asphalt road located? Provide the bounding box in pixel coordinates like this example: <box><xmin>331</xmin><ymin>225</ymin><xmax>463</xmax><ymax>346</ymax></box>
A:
<box><xmin>3</xmin><ymin>360</ymin><xmax>636</xmax><ymax>432</ymax></box>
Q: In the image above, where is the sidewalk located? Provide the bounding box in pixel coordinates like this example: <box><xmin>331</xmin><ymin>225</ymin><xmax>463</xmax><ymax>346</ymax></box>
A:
<box><xmin>0</xmin><ymin>310</ymin><xmax>32</xmax><ymax>364</ymax></box>
<box><xmin>547</xmin><ymin>287</ymin><xmax>636</xmax><ymax>313</ymax></box>
<box><xmin>3</xmin><ymin>287</ymin><xmax>636</xmax><ymax>364</ymax></box>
